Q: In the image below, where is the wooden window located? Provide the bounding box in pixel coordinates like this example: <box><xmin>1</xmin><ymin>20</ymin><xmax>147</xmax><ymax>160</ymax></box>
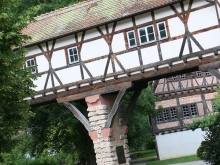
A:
<box><xmin>138</xmin><ymin>25</ymin><xmax>155</xmax><ymax>44</ymax></box>
<box><xmin>68</xmin><ymin>46</ymin><xmax>79</xmax><ymax>64</ymax></box>
<box><xmin>127</xmin><ymin>30</ymin><xmax>136</xmax><ymax>48</ymax></box>
<box><xmin>205</xmin><ymin>72</ymin><xmax>211</xmax><ymax>76</ymax></box>
<box><xmin>157</xmin><ymin>22</ymin><xmax>168</xmax><ymax>40</ymax></box>
<box><xmin>182</xmin><ymin>104</ymin><xmax>198</xmax><ymax>118</ymax></box>
<box><xmin>170</xmin><ymin>108</ymin><xmax>177</xmax><ymax>120</ymax></box>
<box><xmin>26</xmin><ymin>58</ymin><xmax>36</xmax><ymax>74</ymax></box>
<box><xmin>196</xmin><ymin>71</ymin><xmax>202</xmax><ymax>77</ymax></box>
<box><xmin>156</xmin><ymin>107</ymin><xmax>178</xmax><ymax>122</ymax></box>
<box><xmin>180</xmin><ymin>74</ymin><xmax>185</xmax><ymax>80</ymax></box>
<box><xmin>172</xmin><ymin>76</ymin><xmax>178</xmax><ymax>81</ymax></box>
<box><xmin>163</xmin><ymin>109</ymin><xmax>170</xmax><ymax>121</ymax></box>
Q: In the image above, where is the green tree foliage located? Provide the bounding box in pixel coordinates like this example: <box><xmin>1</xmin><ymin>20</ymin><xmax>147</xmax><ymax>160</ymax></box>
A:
<box><xmin>188</xmin><ymin>88</ymin><xmax>220</xmax><ymax>164</ymax></box>
<box><xmin>0</xmin><ymin>0</ymin><xmax>38</xmax><ymax>159</ymax></box>
<box><xmin>18</xmin><ymin>0</ymin><xmax>83</xmax><ymax>16</ymax></box>
<box><xmin>121</xmin><ymin>86</ymin><xmax>159</xmax><ymax>151</ymax></box>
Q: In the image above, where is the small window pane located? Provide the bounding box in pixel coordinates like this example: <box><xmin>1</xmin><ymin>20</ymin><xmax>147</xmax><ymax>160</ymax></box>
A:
<box><xmin>160</xmin><ymin>31</ymin><xmax>167</xmax><ymax>38</ymax></box>
<box><xmin>73</xmin><ymin>48</ymin><xmax>77</xmax><ymax>55</ymax></box>
<box><xmin>139</xmin><ymin>28</ymin><xmax>146</xmax><ymax>36</ymax></box>
<box><xmin>196</xmin><ymin>71</ymin><xmax>202</xmax><ymax>77</ymax></box>
<box><xmin>190</xmin><ymin>104</ymin><xmax>198</xmax><ymax>116</ymax></box>
<box><xmin>69</xmin><ymin>49</ymin><xmax>73</xmax><ymax>56</ymax></box>
<box><xmin>182</xmin><ymin>106</ymin><xmax>190</xmax><ymax>117</ymax></box>
<box><xmin>147</xmin><ymin>26</ymin><xmax>154</xmax><ymax>34</ymax></box>
<box><xmin>129</xmin><ymin>39</ymin><xmax>136</xmax><ymax>47</ymax></box>
<box><xmin>140</xmin><ymin>36</ymin><xmax>147</xmax><ymax>43</ymax></box>
<box><xmin>159</xmin><ymin>23</ymin><xmax>165</xmax><ymax>30</ymax></box>
<box><xmin>170</xmin><ymin>108</ymin><xmax>177</xmax><ymax>120</ymax></box>
<box><xmin>31</xmin><ymin>59</ymin><xmax>35</xmax><ymax>66</ymax></box>
<box><xmin>74</xmin><ymin>55</ymin><xmax>78</xmax><ymax>61</ymax></box>
<box><xmin>128</xmin><ymin>32</ymin><xmax>134</xmax><ymax>39</ymax></box>
<box><xmin>148</xmin><ymin>34</ymin><xmax>155</xmax><ymax>41</ymax></box>
<box><xmin>157</xmin><ymin>112</ymin><xmax>163</xmax><ymax>122</ymax></box>
<box><xmin>27</xmin><ymin>61</ymin><xmax>31</xmax><ymax>67</ymax></box>
<box><xmin>70</xmin><ymin>56</ymin><xmax>74</xmax><ymax>62</ymax></box>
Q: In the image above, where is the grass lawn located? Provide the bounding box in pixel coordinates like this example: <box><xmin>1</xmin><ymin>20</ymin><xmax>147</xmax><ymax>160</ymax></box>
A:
<box><xmin>130</xmin><ymin>149</ymin><xmax>157</xmax><ymax>161</ymax></box>
<box><xmin>146</xmin><ymin>155</ymin><xmax>200</xmax><ymax>165</ymax></box>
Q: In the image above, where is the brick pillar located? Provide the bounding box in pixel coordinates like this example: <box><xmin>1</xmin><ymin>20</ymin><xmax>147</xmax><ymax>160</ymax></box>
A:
<box><xmin>86</xmin><ymin>94</ymin><xmax>131</xmax><ymax>165</ymax></box>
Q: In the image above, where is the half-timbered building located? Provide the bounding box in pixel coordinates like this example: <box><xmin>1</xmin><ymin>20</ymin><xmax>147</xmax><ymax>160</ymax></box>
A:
<box><xmin>151</xmin><ymin>71</ymin><xmax>218</xmax><ymax>160</ymax></box>
<box><xmin>21</xmin><ymin>0</ymin><xmax>220</xmax><ymax>164</ymax></box>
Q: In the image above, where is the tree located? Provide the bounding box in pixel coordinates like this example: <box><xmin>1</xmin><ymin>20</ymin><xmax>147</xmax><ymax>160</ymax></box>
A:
<box><xmin>189</xmin><ymin>88</ymin><xmax>220</xmax><ymax>165</ymax></box>
<box><xmin>0</xmin><ymin>0</ymin><xmax>38</xmax><ymax>160</ymax></box>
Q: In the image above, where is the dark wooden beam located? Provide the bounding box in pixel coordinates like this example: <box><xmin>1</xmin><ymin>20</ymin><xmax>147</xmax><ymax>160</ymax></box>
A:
<box><xmin>63</xmin><ymin>102</ymin><xmax>91</xmax><ymax>131</ymax></box>
<box><xmin>105</xmin><ymin>89</ymin><xmax>127</xmax><ymax>128</ymax></box>
<box><xmin>122</xmin><ymin>87</ymin><xmax>143</xmax><ymax>126</ymax></box>
<box><xmin>57</xmin><ymin>82</ymin><xmax>132</xmax><ymax>103</ymax></box>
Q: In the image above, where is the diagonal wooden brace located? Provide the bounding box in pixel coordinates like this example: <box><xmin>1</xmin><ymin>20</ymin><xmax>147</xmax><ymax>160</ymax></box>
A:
<box><xmin>105</xmin><ymin>83</ymin><xmax>132</xmax><ymax>128</ymax></box>
<box><xmin>63</xmin><ymin>102</ymin><xmax>92</xmax><ymax>131</ymax></box>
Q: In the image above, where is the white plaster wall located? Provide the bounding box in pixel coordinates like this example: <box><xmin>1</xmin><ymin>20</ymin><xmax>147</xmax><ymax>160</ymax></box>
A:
<box><xmin>141</xmin><ymin>46</ymin><xmax>160</xmax><ymax>65</ymax></box>
<box><xmin>155</xmin><ymin>6</ymin><xmax>175</xmax><ymax>20</ymax></box>
<box><xmin>188</xmin><ymin>6</ymin><xmax>218</xmax><ymax>32</ymax></box>
<box><xmin>135</xmin><ymin>12</ymin><xmax>152</xmax><ymax>25</ymax></box>
<box><xmin>33</xmin><ymin>73</ymin><xmax>47</xmax><ymax>91</ymax></box>
<box><xmin>51</xmin><ymin>49</ymin><xmax>66</xmax><ymax>69</ymax></box>
<box><xmin>115</xmin><ymin>18</ymin><xmax>133</xmax><ymax>31</ymax></box>
<box><xmin>84</xmin><ymin>28</ymin><xmax>101</xmax><ymax>40</ymax></box>
<box><xmin>173</xmin><ymin>3</ymin><xmax>181</xmax><ymax>13</ymax></box>
<box><xmin>112</xmin><ymin>33</ymin><xmax>126</xmax><ymax>52</ymax></box>
<box><xmin>77</xmin><ymin>32</ymin><xmax>82</xmax><ymax>42</ymax></box>
<box><xmin>193</xmin><ymin>29</ymin><xmax>220</xmax><ymax>50</ymax></box>
<box><xmin>84</xmin><ymin>58</ymin><xmax>112</xmax><ymax>77</ymax></box>
<box><xmin>168</xmin><ymin>17</ymin><xmax>185</xmax><ymax>38</ymax></box>
<box><xmin>156</xmin><ymin>129</ymin><xmax>205</xmax><ymax>160</ymax></box>
<box><xmin>115</xmin><ymin>51</ymin><xmax>140</xmax><ymax>71</ymax></box>
<box><xmin>108</xmin><ymin>23</ymin><xmax>114</xmax><ymax>34</ymax></box>
<box><xmin>184</xmin><ymin>0</ymin><xmax>189</xmax><ymax>10</ymax></box>
<box><xmin>55</xmin><ymin>66</ymin><xmax>81</xmax><ymax>84</ymax></box>
<box><xmin>54</xmin><ymin>35</ymin><xmax>75</xmax><ymax>49</ymax></box>
<box><xmin>26</xmin><ymin>46</ymin><xmax>42</xmax><ymax>56</ymax></box>
<box><xmin>81</xmin><ymin>38</ymin><xmax>109</xmax><ymax>61</ymax></box>
<box><xmin>36</xmin><ymin>55</ymin><xmax>49</xmax><ymax>73</ymax></box>
<box><xmin>99</xmin><ymin>25</ymin><xmax>107</xmax><ymax>34</ymax></box>
<box><xmin>161</xmin><ymin>39</ymin><xmax>189</xmax><ymax>60</ymax></box>
<box><xmin>191</xmin><ymin>0</ymin><xmax>208</xmax><ymax>9</ymax></box>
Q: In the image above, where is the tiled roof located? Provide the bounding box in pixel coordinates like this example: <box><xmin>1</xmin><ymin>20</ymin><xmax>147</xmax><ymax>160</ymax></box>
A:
<box><xmin>22</xmin><ymin>0</ymin><xmax>181</xmax><ymax>46</ymax></box>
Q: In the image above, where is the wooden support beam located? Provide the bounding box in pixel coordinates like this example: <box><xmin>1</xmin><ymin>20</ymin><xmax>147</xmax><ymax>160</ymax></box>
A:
<box><xmin>63</xmin><ymin>102</ymin><xmax>91</xmax><ymax>131</ymax></box>
<box><xmin>105</xmin><ymin>89</ymin><xmax>127</xmax><ymax>128</ymax></box>
<box><xmin>57</xmin><ymin>82</ymin><xmax>132</xmax><ymax>103</ymax></box>
<box><xmin>207</xmin><ymin>69</ymin><xmax>220</xmax><ymax>80</ymax></box>
<box><xmin>122</xmin><ymin>87</ymin><xmax>143</xmax><ymax>126</ymax></box>
<box><xmin>199</xmin><ymin>61</ymin><xmax>220</xmax><ymax>71</ymax></box>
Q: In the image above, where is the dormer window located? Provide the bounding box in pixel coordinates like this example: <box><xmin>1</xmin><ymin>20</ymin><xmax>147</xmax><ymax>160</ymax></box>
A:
<box><xmin>127</xmin><ymin>30</ymin><xmax>136</xmax><ymax>47</ymax></box>
<box><xmin>157</xmin><ymin>22</ymin><xmax>167</xmax><ymax>39</ymax></box>
<box><xmin>68</xmin><ymin>47</ymin><xmax>79</xmax><ymax>64</ymax></box>
<box><xmin>26</xmin><ymin>58</ymin><xmax>36</xmax><ymax>74</ymax></box>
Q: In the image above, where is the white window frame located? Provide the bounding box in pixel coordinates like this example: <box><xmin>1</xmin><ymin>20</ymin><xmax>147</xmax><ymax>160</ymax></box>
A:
<box><xmin>67</xmin><ymin>46</ymin><xmax>79</xmax><ymax>64</ymax></box>
<box><xmin>26</xmin><ymin>58</ymin><xmax>36</xmax><ymax>74</ymax></box>
<box><xmin>157</xmin><ymin>21</ymin><xmax>168</xmax><ymax>40</ymax></box>
<box><xmin>138</xmin><ymin>25</ymin><xmax>156</xmax><ymax>45</ymax></box>
<box><xmin>127</xmin><ymin>30</ymin><xmax>137</xmax><ymax>48</ymax></box>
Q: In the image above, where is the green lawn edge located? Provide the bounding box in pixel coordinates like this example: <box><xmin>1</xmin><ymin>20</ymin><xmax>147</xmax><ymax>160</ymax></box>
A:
<box><xmin>146</xmin><ymin>155</ymin><xmax>201</xmax><ymax>165</ymax></box>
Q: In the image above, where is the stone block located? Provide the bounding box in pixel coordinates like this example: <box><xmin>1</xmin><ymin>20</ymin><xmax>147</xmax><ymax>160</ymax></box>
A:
<box><xmin>102</xmin><ymin>128</ymin><xmax>113</xmax><ymax>138</ymax></box>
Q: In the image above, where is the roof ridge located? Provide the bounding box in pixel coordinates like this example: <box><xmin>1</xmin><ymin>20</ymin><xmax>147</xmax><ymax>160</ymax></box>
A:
<box><xmin>35</xmin><ymin>0</ymin><xmax>100</xmax><ymax>21</ymax></box>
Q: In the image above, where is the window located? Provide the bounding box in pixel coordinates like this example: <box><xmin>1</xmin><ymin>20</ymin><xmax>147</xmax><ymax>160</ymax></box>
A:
<box><xmin>157</xmin><ymin>22</ymin><xmax>167</xmax><ymax>39</ymax></box>
<box><xmin>172</xmin><ymin>76</ymin><xmax>178</xmax><ymax>81</ymax></box>
<box><xmin>26</xmin><ymin>58</ymin><xmax>36</xmax><ymax>74</ymax></box>
<box><xmin>196</xmin><ymin>71</ymin><xmax>202</xmax><ymax>77</ymax></box>
<box><xmin>180</xmin><ymin>74</ymin><xmax>185</xmax><ymax>80</ymax></box>
<box><xmin>182</xmin><ymin>104</ymin><xmax>198</xmax><ymax>118</ymax></box>
<box><xmin>127</xmin><ymin>30</ymin><xmax>136</xmax><ymax>47</ymax></box>
<box><xmin>68</xmin><ymin>47</ymin><xmax>79</xmax><ymax>64</ymax></box>
<box><xmin>156</xmin><ymin>108</ymin><xmax>178</xmax><ymax>122</ymax></box>
<box><xmin>205</xmin><ymin>72</ymin><xmax>211</xmax><ymax>76</ymax></box>
<box><xmin>138</xmin><ymin>25</ymin><xmax>155</xmax><ymax>44</ymax></box>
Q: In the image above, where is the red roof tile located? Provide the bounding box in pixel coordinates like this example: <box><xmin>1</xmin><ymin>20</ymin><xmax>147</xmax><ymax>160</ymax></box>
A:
<box><xmin>22</xmin><ymin>0</ymin><xmax>182</xmax><ymax>46</ymax></box>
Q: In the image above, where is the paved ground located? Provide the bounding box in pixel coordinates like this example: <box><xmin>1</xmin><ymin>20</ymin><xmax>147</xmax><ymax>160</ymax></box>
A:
<box><xmin>171</xmin><ymin>160</ymin><xmax>210</xmax><ymax>165</ymax></box>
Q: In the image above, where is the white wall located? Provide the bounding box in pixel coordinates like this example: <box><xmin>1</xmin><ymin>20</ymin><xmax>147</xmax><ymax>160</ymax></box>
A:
<box><xmin>156</xmin><ymin>129</ymin><xmax>205</xmax><ymax>160</ymax></box>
